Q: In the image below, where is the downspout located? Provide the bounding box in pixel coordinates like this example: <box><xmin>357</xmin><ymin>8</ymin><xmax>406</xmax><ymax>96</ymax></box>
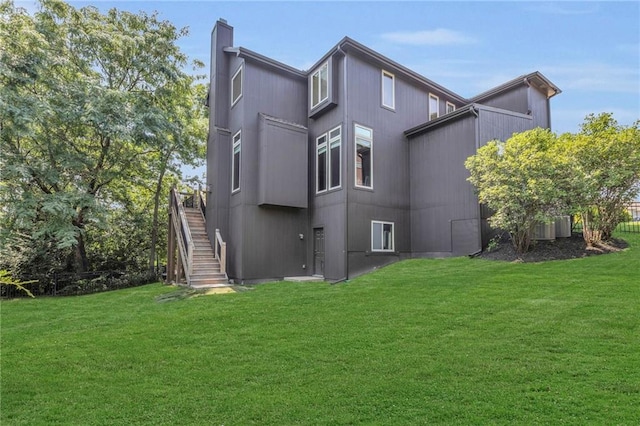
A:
<box><xmin>470</xmin><ymin>105</ymin><xmax>483</xmax><ymax>251</ymax></box>
<box><xmin>340</xmin><ymin>45</ymin><xmax>349</xmax><ymax>281</ymax></box>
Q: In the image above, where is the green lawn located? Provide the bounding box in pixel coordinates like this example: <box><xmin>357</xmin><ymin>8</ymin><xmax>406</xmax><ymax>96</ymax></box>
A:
<box><xmin>2</xmin><ymin>234</ymin><xmax>639</xmax><ymax>425</ymax></box>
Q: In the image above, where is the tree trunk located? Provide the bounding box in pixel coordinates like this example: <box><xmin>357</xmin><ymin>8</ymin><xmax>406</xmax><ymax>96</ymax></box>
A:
<box><xmin>74</xmin><ymin>232</ymin><xmax>89</xmax><ymax>272</ymax></box>
<box><xmin>149</xmin><ymin>166</ymin><xmax>167</xmax><ymax>273</ymax></box>
<box><xmin>581</xmin><ymin>211</ymin><xmax>602</xmax><ymax>247</ymax></box>
<box><xmin>73</xmin><ymin>208</ymin><xmax>90</xmax><ymax>272</ymax></box>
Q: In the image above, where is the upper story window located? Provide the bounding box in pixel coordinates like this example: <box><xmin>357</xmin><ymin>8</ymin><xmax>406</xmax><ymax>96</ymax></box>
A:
<box><xmin>429</xmin><ymin>94</ymin><xmax>439</xmax><ymax>120</ymax></box>
<box><xmin>232</xmin><ymin>130</ymin><xmax>241</xmax><ymax>193</ymax></box>
<box><xmin>372</xmin><ymin>220</ymin><xmax>394</xmax><ymax>252</ymax></box>
<box><xmin>316</xmin><ymin>134</ymin><xmax>328</xmax><ymax>193</ymax></box>
<box><xmin>446</xmin><ymin>102</ymin><xmax>456</xmax><ymax>114</ymax></box>
<box><xmin>311</xmin><ymin>62</ymin><xmax>329</xmax><ymax>109</ymax></box>
<box><xmin>355</xmin><ymin>124</ymin><xmax>373</xmax><ymax>189</ymax></box>
<box><xmin>382</xmin><ymin>70</ymin><xmax>395</xmax><ymax>110</ymax></box>
<box><xmin>231</xmin><ymin>66</ymin><xmax>243</xmax><ymax>106</ymax></box>
<box><xmin>316</xmin><ymin>125</ymin><xmax>342</xmax><ymax>194</ymax></box>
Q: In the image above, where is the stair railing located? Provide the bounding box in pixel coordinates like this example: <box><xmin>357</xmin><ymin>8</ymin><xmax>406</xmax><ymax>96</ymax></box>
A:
<box><xmin>215</xmin><ymin>229</ymin><xmax>227</xmax><ymax>275</ymax></box>
<box><xmin>170</xmin><ymin>187</ymin><xmax>194</xmax><ymax>285</ymax></box>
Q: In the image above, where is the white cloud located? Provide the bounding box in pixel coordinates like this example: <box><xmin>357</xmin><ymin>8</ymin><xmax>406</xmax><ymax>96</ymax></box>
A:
<box><xmin>381</xmin><ymin>29</ymin><xmax>477</xmax><ymax>46</ymax></box>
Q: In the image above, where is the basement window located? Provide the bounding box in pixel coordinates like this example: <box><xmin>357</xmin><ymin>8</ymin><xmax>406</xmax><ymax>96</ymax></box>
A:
<box><xmin>372</xmin><ymin>221</ymin><xmax>394</xmax><ymax>252</ymax></box>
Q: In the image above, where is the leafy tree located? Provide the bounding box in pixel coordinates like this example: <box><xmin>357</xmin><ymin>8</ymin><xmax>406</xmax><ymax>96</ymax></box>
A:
<box><xmin>0</xmin><ymin>0</ymin><xmax>205</xmax><ymax>275</ymax></box>
<box><xmin>556</xmin><ymin>114</ymin><xmax>640</xmax><ymax>245</ymax></box>
<box><xmin>465</xmin><ymin>128</ymin><xmax>562</xmax><ymax>254</ymax></box>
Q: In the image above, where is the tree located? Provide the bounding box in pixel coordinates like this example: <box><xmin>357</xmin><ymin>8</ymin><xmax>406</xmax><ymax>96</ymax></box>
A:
<box><xmin>556</xmin><ymin>114</ymin><xmax>640</xmax><ymax>246</ymax></box>
<box><xmin>465</xmin><ymin>128</ymin><xmax>562</xmax><ymax>254</ymax></box>
<box><xmin>0</xmin><ymin>0</ymin><xmax>205</xmax><ymax>274</ymax></box>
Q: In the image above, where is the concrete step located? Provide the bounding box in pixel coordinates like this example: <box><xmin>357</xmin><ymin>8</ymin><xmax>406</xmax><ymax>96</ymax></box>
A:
<box><xmin>190</xmin><ymin>278</ymin><xmax>229</xmax><ymax>286</ymax></box>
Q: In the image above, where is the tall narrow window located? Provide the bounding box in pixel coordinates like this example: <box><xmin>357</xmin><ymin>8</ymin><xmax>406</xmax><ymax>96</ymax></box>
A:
<box><xmin>232</xmin><ymin>130</ymin><xmax>241</xmax><ymax>192</ymax></box>
<box><xmin>311</xmin><ymin>62</ymin><xmax>329</xmax><ymax>108</ymax></box>
<box><xmin>328</xmin><ymin>126</ymin><xmax>341</xmax><ymax>189</ymax></box>
<box><xmin>446</xmin><ymin>102</ymin><xmax>456</xmax><ymax>114</ymax></box>
<box><xmin>372</xmin><ymin>221</ymin><xmax>394</xmax><ymax>252</ymax></box>
<box><xmin>316</xmin><ymin>134</ymin><xmax>327</xmax><ymax>193</ymax></box>
<box><xmin>231</xmin><ymin>66</ymin><xmax>243</xmax><ymax>106</ymax></box>
<box><xmin>382</xmin><ymin>70</ymin><xmax>395</xmax><ymax>110</ymax></box>
<box><xmin>429</xmin><ymin>94</ymin><xmax>439</xmax><ymax>120</ymax></box>
<box><xmin>316</xmin><ymin>125</ymin><xmax>342</xmax><ymax>194</ymax></box>
<box><xmin>355</xmin><ymin>124</ymin><xmax>373</xmax><ymax>189</ymax></box>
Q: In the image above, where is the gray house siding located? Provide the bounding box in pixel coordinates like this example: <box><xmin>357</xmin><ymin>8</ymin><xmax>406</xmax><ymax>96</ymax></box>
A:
<box><xmin>409</xmin><ymin>115</ymin><xmax>479</xmax><ymax>256</ymax></box>
<box><xmin>204</xmin><ymin>20</ymin><xmax>561</xmax><ymax>283</ymax></box>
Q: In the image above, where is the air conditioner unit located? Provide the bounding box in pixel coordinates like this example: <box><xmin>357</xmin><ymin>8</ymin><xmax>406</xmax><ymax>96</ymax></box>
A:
<box><xmin>555</xmin><ymin>215</ymin><xmax>571</xmax><ymax>238</ymax></box>
<box><xmin>533</xmin><ymin>221</ymin><xmax>555</xmax><ymax>240</ymax></box>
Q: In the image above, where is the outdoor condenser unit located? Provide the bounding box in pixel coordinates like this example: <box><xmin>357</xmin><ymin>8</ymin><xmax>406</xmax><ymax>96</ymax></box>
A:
<box><xmin>533</xmin><ymin>221</ymin><xmax>556</xmax><ymax>240</ymax></box>
<box><xmin>555</xmin><ymin>215</ymin><xmax>572</xmax><ymax>238</ymax></box>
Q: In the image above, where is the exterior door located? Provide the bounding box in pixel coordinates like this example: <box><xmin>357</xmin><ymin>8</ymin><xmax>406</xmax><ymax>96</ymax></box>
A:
<box><xmin>313</xmin><ymin>228</ymin><xmax>324</xmax><ymax>276</ymax></box>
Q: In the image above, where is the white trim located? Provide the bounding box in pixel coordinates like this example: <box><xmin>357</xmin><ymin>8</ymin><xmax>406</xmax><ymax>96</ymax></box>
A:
<box><xmin>446</xmin><ymin>101</ymin><xmax>456</xmax><ymax>114</ymax></box>
<box><xmin>231</xmin><ymin>65</ymin><xmax>243</xmax><ymax>107</ymax></box>
<box><xmin>310</xmin><ymin>62</ymin><xmax>329</xmax><ymax>109</ymax></box>
<box><xmin>315</xmin><ymin>133</ymin><xmax>328</xmax><ymax>194</ymax></box>
<box><xmin>381</xmin><ymin>70</ymin><xmax>395</xmax><ymax>110</ymax></box>
<box><xmin>354</xmin><ymin>124</ymin><xmax>373</xmax><ymax>189</ymax></box>
<box><xmin>231</xmin><ymin>130</ymin><xmax>241</xmax><ymax>193</ymax></box>
<box><xmin>328</xmin><ymin>125</ymin><xmax>342</xmax><ymax>190</ymax></box>
<box><xmin>429</xmin><ymin>93</ymin><xmax>439</xmax><ymax>121</ymax></box>
<box><xmin>371</xmin><ymin>220</ymin><xmax>394</xmax><ymax>252</ymax></box>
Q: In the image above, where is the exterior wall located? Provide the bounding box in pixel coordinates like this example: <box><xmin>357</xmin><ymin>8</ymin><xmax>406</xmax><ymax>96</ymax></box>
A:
<box><xmin>206</xmin><ymin>21</ymin><xmax>234</xmax><ymax>269</ymax></box>
<box><xmin>233</xmin><ymin>61</ymin><xmax>308</xmax><ymax>282</ymax></box>
<box><xmin>258</xmin><ymin>115</ymin><xmax>308</xmax><ymax>208</ymax></box>
<box><xmin>529</xmin><ymin>86</ymin><xmax>550</xmax><ymax>129</ymax></box>
<box><xmin>344</xmin><ymin>54</ymin><xmax>427</xmax><ymax>277</ymax></box>
<box><xmin>409</xmin><ymin>115</ymin><xmax>480</xmax><ymax>256</ymax></box>
<box><xmin>308</xmin><ymin>54</ymin><xmax>348</xmax><ymax>280</ymax></box>
<box><xmin>477</xmin><ymin>85</ymin><xmax>529</xmax><ymax>115</ymax></box>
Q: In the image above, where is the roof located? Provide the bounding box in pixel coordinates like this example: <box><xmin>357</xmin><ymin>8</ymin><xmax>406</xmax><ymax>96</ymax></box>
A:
<box><xmin>404</xmin><ymin>103</ymin><xmax>533</xmax><ymax>138</ymax></box>
<box><xmin>469</xmin><ymin>71</ymin><xmax>561</xmax><ymax>103</ymax></box>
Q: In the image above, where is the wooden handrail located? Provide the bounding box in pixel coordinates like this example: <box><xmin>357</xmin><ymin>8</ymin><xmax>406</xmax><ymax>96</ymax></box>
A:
<box><xmin>215</xmin><ymin>229</ymin><xmax>226</xmax><ymax>275</ymax></box>
<box><xmin>170</xmin><ymin>188</ymin><xmax>194</xmax><ymax>285</ymax></box>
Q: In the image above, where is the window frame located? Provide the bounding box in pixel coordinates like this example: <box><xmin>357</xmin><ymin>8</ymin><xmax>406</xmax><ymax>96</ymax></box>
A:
<box><xmin>316</xmin><ymin>133</ymin><xmax>328</xmax><ymax>194</ymax></box>
<box><xmin>315</xmin><ymin>125</ymin><xmax>342</xmax><ymax>194</ymax></box>
<box><xmin>328</xmin><ymin>125</ymin><xmax>342</xmax><ymax>190</ymax></box>
<box><xmin>231</xmin><ymin>130</ymin><xmax>241</xmax><ymax>193</ymax></box>
<box><xmin>371</xmin><ymin>220</ymin><xmax>395</xmax><ymax>252</ymax></box>
<box><xmin>354</xmin><ymin>124</ymin><xmax>373</xmax><ymax>190</ymax></box>
<box><xmin>231</xmin><ymin>65</ymin><xmax>243</xmax><ymax>107</ymax></box>
<box><xmin>381</xmin><ymin>70</ymin><xmax>395</xmax><ymax>110</ymax></box>
<box><xmin>429</xmin><ymin>93</ymin><xmax>439</xmax><ymax>121</ymax></box>
<box><xmin>446</xmin><ymin>101</ymin><xmax>456</xmax><ymax>114</ymax></box>
<box><xmin>310</xmin><ymin>62</ymin><xmax>329</xmax><ymax>109</ymax></box>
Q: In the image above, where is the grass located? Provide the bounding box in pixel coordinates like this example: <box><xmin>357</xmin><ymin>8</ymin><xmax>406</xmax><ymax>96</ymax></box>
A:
<box><xmin>2</xmin><ymin>233</ymin><xmax>639</xmax><ymax>425</ymax></box>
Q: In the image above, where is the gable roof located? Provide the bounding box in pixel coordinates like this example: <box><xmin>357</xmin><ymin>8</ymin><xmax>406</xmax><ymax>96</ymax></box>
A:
<box><xmin>470</xmin><ymin>71</ymin><xmax>561</xmax><ymax>103</ymax></box>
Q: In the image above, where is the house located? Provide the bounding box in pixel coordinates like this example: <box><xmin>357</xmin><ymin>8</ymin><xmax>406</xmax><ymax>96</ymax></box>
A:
<box><xmin>203</xmin><ymin>19</ymin><xmax>561</xmax><ymax>283</ymax></box>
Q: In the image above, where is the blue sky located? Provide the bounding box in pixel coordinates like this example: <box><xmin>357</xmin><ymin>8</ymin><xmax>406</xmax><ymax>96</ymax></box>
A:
<box><xmin>18</xmin><ymin>0</ymin><xmax>639</xmax><ymax>136</ymax></box>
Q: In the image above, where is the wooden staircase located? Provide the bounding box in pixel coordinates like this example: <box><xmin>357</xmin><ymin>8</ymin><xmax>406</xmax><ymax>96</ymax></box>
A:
<box><xmin>183</xmin><ymin>208</ymin><xmax>229</xmax><ymax>288</ymax></box>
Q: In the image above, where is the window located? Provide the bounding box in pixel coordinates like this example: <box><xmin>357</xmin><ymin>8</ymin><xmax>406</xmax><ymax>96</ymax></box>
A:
<box><xmin>311</xmin><ymin>62</ymin><xmax>329</xmax><ymax>108</ymax></box>
<box><xmin>446</xmin><ymin>102</ymin><xmax>456</xmax><ymax>114</ymax></box>
<box><xmin>429</xmin><ymin>94</ymin><xmax>439</xmax><ymax>120</ymax></box>
<box><xmin>231</xmin><ymin>66</ymin><xmax>243</xmax><ymax>106</ymax></box>
<box><xmin>316</xmin><ymin>125</ymin><xmax>342</xmax><ymax>193</ymax></box>
<box><xmin>316</xmin><ymin>134</ymin><xmax>327</xmax><ymax>193</ymax></box>
<box><xmin>382</xmin><ymin>70</ymin><xmax>395</xmax><ymax>109</ymax></box>
<box><xmin>232</xmin><ymin>130</ymin><xmax>241</xmax><ymax>192</ymax></box>
<box><xmin>372</xmin><ymin>221</ymin><xmax>394</xmax><ymax>252</ymax></box>
<box><xmin>355</xmin><ymin>124</ymin><xmax>373</xmax><ymax>189</ymax></box>
<box><xmin>328</xmin><ymin>126</ymin><xmax>341</xmax><ymax>189</ymax></box>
